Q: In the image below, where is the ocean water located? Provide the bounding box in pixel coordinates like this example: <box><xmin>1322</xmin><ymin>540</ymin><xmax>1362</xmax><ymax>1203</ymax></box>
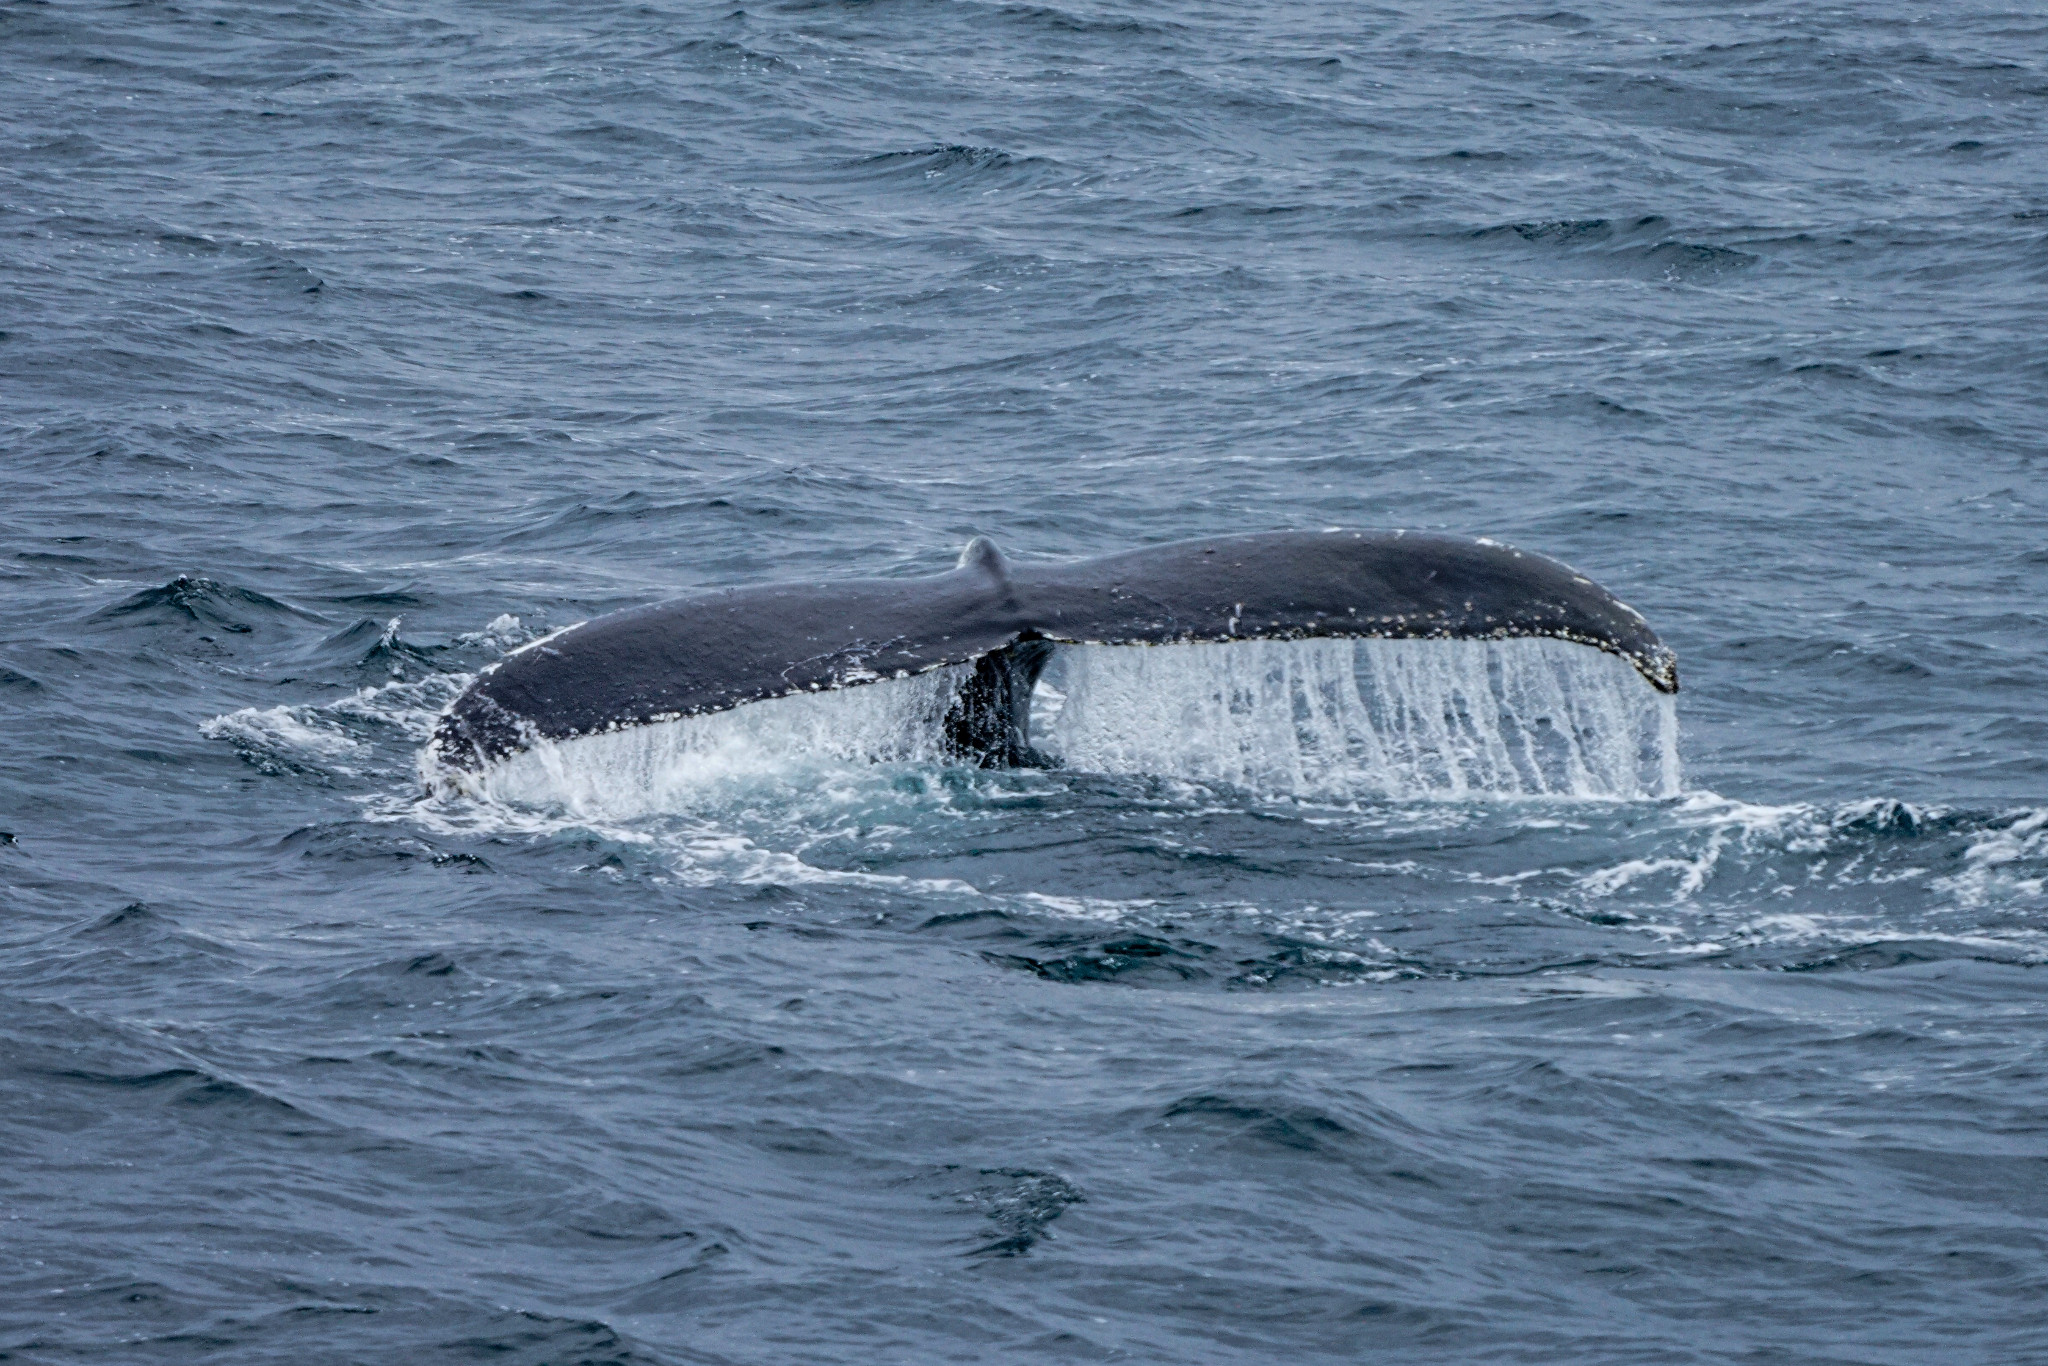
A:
<box><xmin>4</xmin><ymin>0</ymin><xmax>2047</xmax><ymax>1361</ymax></box>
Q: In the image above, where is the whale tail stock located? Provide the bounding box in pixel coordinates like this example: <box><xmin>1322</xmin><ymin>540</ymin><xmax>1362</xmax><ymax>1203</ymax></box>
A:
<box><xmin>430</xmin><ymin>530</ymin><xmax>1676</xmax><ymax>774</ymax></box>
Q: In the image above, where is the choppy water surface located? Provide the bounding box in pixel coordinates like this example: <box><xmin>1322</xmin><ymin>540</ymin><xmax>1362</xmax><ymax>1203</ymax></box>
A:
<box><xmin>5</xmin><ymin>1</ymin><xmax>2048</xmax><ymax>1361</ymax></box>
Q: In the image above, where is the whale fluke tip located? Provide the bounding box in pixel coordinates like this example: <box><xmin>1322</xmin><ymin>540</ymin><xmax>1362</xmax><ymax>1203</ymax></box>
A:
<box><xmin>1638</xmin><ymin>648</ymin><xmax>1680</xmax><ymax>695</ymax></box>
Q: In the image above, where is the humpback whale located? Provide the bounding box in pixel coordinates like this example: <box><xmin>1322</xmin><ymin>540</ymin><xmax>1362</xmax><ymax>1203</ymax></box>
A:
<box><xmin>430</xmin><ymin>530</ymin><xmax>1676</xmax><ymax>774</ymax></box>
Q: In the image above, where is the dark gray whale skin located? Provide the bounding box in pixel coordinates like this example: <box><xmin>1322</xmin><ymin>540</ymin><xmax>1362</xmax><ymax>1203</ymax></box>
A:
<box><xmin>430</xmin><ymin>530</ymin><xmax>1677</xmax><ymax>772</ymax></box>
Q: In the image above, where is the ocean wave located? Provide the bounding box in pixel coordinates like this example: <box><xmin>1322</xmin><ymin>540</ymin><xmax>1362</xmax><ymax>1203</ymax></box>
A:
<box><xmin>1464</xmin><ymin>215</ymin><xmax>1760</xmax><ymax>280</ymax></box>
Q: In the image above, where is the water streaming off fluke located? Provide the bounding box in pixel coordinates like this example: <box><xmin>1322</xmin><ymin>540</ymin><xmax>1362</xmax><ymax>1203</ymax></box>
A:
<box><xmin>441</xmin><ymin>663</ymin><xmax>975</xmax><ymax>817</ymax></box>
<box><xmin>1034</xmin><ymin>638</ymin><xmax>1679</xmax><ymax>800</ymax></box>
<box><xmin>440</xmin><ymin>637</ymin><xmax>1678</xmax><ymax>814</ymax></box>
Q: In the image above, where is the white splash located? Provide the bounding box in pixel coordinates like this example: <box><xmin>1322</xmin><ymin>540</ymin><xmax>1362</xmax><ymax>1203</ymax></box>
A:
<box><xmin>201</xmin><ymin>705</ymin><xmax>364</xmax><ymax>761</ymax></box>
<box><xmin>1032</xmin><ymin>637</ymin><xmax>1679</xmax><ymax>801</ymax></box>
<box><xmin>1935</xmin><ymin>807</ymin><xmax>2048</xmax><ymax>908</ymax></box>
<box><xmin>203</xmin><ymin>674</ymin><xmax>468</xmax><ymax>775</ymax></box>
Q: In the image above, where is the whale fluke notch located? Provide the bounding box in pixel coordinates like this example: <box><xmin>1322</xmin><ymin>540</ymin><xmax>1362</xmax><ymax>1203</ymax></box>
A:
<box><xmin>430</xmin><ymin>530</ymin><xmax>1677</xmax><ymax>774</ymax></box>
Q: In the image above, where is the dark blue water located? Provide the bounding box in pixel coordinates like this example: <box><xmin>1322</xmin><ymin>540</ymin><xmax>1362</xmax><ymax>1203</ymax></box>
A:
<box><xmin>6</xmin><ymin>1</ymin><xmax>2048</xmax><ymax>1360</ymax></box>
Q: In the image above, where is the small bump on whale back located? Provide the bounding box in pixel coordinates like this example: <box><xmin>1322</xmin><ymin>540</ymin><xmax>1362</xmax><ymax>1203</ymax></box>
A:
<box><xmin>957</xmin><ymin>536</ymin><xmax>1009</xmax><ymax>576</ymax></box>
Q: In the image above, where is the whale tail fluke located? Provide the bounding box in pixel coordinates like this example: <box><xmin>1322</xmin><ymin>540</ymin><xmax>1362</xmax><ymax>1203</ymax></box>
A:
<box><xmin>429</xmin><ymin>530</ymin><xmax>1676</xmax><ymax>775</ymax></box>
